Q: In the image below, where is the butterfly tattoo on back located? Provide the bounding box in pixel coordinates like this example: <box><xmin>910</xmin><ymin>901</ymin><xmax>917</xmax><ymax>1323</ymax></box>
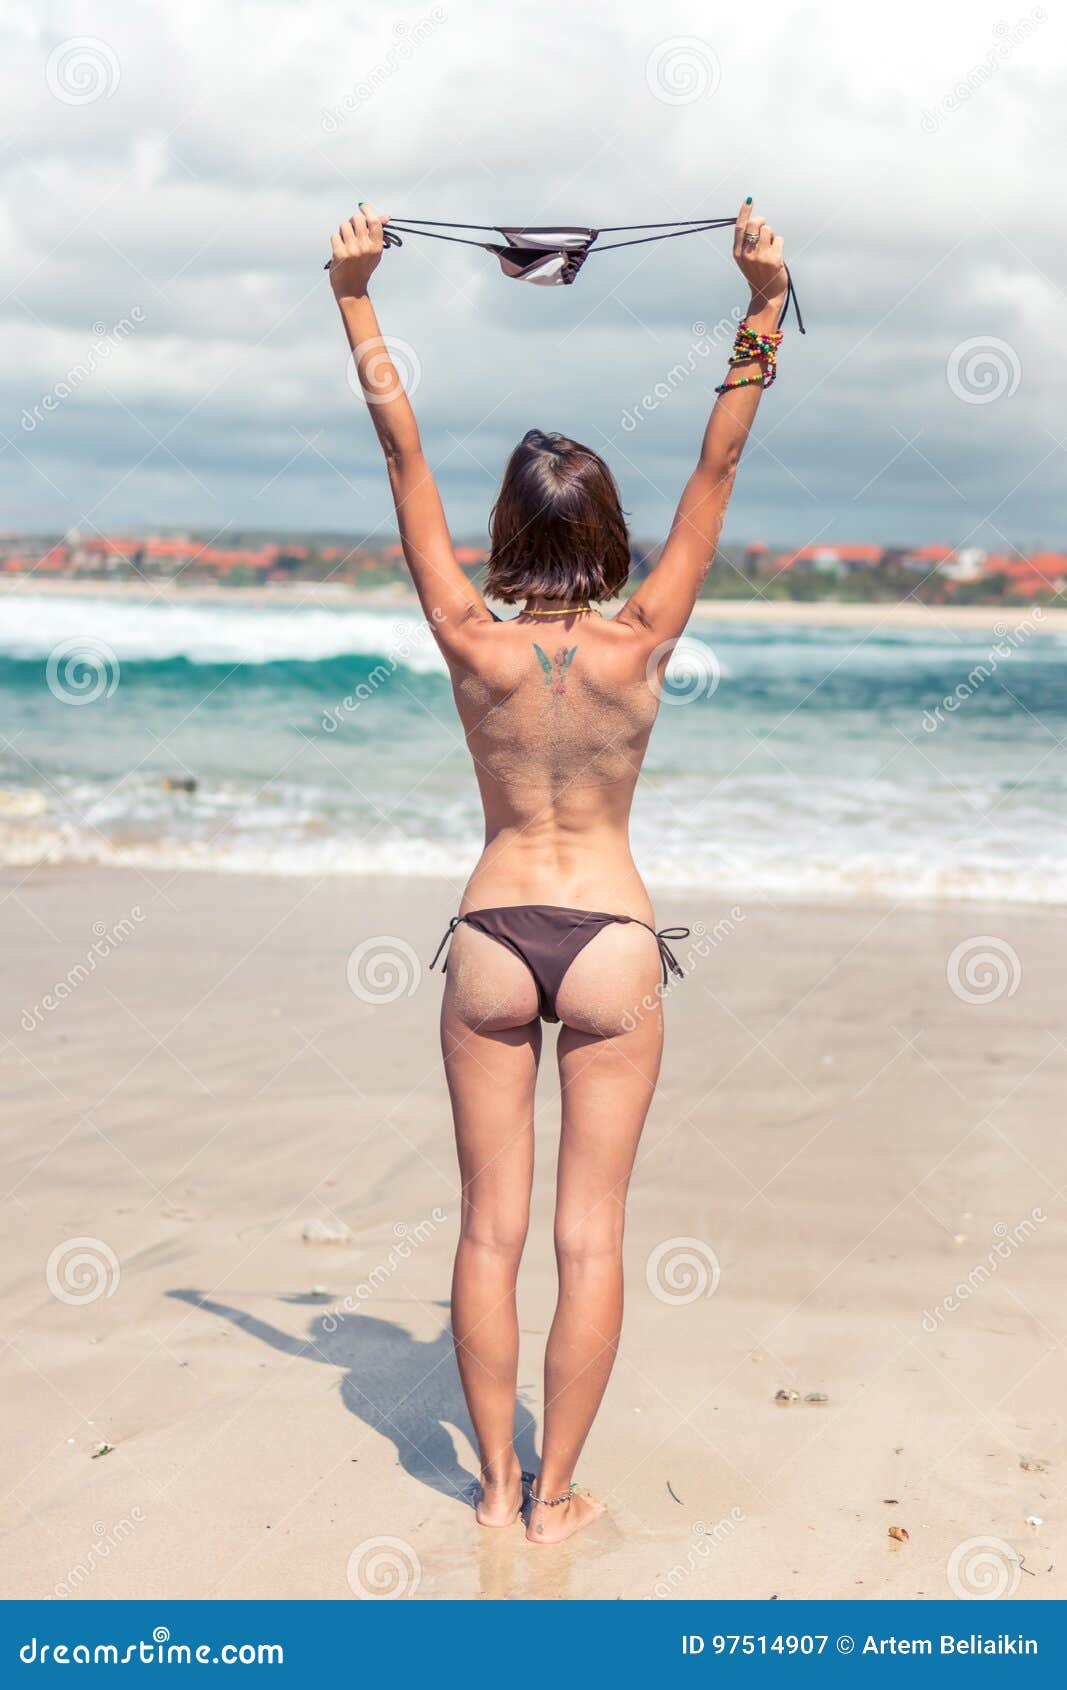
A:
<box><xmin>533</xmin><ymin>644</ymin><xmax>578</xmax><ymax>698</ymax></box>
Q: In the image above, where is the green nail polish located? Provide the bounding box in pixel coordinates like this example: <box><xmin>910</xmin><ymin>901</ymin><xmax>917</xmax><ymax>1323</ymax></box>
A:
<box><xmin>745</xmin><ymin>197</ymin><xmax>752</xmax><ymax>205</ymax></box>
<box><xmin>358</xmin><ymin>200</ymin><xmax>365</xmax><ymax>207</ymax></box>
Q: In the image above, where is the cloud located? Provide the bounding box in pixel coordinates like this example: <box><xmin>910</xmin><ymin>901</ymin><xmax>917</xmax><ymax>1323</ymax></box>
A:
<box><xmin>2</xmin><ymin>0</ymin><xmax>1063</xmax><ymax>546</ymax></box>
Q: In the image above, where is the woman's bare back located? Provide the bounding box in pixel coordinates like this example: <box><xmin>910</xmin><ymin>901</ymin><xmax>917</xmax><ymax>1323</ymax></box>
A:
<box><xmin>446</xmin><ymin>612</ymin><xmax>662</xmax><ymax>912</ymax></box>
<box><xmin>454</xmin><ymin>613</ymin><xmax>659</xmax><ymax>789</ymax></box>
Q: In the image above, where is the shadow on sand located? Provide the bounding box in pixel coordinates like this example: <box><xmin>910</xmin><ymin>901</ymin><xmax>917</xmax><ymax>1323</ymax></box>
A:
<box><xmin>168</xmin><ymin>1289</ymin><xmax>540</xmax><ymax>1509</ymax></box>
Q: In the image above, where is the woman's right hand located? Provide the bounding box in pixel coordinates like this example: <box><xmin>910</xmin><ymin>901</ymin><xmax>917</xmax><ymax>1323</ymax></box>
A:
<box><xmin>733</xmin><ymin>199</ymin><xmax>787</xmax><ymax>308</ymax></box>
<box><xmin>329</xmin><ymin>203</ymin><xmax>389</xmax><ymax>300</ymax></box>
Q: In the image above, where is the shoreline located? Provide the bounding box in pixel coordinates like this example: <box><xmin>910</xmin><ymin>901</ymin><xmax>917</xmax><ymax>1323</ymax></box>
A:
<box><xmin>9</xmin><ymin>857</ymin><xmax>1067</xmax><ymax>916</ymax></box>
<box><xmin>3</xmin><ymin>575</ymin><xmax>1063</xmax><ymax>631</ymax></box>
<box><xmin>2</xmin><ymin>855</ymin><xmax>1065</xmax><ymax>913</ymax></box>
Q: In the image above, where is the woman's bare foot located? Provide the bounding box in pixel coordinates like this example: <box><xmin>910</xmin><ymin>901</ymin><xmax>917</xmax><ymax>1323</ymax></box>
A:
<box><xmin>474</xmin><ymin>1458</ymin><xmax>525</xmax><ymax>1527</ymax></box>
<box><xmin>525</xmin><ymin>1485</ymin><xmax>606</xmax><ymax>1545</ymax></box>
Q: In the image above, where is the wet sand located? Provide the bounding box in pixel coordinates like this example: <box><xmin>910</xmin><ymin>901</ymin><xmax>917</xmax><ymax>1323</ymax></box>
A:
<box><xmin>1</xmin><ymin>868</ymin><xmax>1063</xmax><ymax>1599</ymax></box>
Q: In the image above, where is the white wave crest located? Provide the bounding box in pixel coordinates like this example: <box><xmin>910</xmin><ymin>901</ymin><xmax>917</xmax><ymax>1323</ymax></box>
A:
<box><xmin>0</xmin><ymin>595</ymin><xmax>447</xmax><ymax>674</ymax></box>
<box><xmin>2</xmin><ymin>817</ymin><xmax>1065</xmax><ymax>905</ymax></box>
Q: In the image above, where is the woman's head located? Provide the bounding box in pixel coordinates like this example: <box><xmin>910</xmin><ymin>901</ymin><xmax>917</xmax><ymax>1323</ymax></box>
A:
<box><xmin>485</xmin><ymin>429</ymin><xmax>630</xmax><ymax>604</ymax></box>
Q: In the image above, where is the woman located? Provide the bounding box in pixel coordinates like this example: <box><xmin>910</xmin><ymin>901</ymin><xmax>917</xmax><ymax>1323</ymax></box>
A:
<box><xmin>329</xmin><ymin>200</ymin><xmax>789</xmax><ymax>1544</ymax></box>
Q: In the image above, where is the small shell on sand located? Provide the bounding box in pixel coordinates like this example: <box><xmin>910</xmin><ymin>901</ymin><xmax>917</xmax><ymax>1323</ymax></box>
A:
<box><xmin>888</xmin><ymin>1525</ymin><xmax>909</xmax><ymax>1543</ymax></box>
<box><xmin>774</xmin><ymin>1388</ymin><xmax>801</xmax><ymax>1404</ymax></box>
<box><xmin>301</xmin><ymin>1218</ymin><xmax>352</xmax><ymax>1244</ymax></box>
<box><xmin>804</xmin><ymin>1392</ymin><xmax>829</xmax><ymax>1404</ymax></box>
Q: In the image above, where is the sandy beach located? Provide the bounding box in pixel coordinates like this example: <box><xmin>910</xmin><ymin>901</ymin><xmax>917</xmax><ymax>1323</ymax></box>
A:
<box><xmin>2</xmin><ymin>867</ymin><xmax>1063</xmax><ymax>1601</ymax></box>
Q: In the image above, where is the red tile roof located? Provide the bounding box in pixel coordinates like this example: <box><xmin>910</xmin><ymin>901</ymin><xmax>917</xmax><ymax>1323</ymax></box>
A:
<box><xmin>907</xmin><ymin>544</ymin><xmax>955</xmax><ymax>562</ymax></box>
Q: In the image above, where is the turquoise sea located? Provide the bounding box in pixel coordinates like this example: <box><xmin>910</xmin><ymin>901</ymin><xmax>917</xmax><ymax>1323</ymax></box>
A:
<box><xmin>1</xmin><ymin>593</ymin><xmax>1064</xmax><ymax>904</ymax></box>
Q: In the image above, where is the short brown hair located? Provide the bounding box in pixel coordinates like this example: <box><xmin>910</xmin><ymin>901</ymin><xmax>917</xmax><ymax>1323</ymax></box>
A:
<box><xmin>485</xmin><ymin>429</ymin><xmax>630</xmax><ymax>604</ymax></box>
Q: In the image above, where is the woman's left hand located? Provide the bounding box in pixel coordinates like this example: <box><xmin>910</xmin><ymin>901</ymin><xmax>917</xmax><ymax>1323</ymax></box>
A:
<box><xmin>329</xmin><ymin>203</ymin><xmax>390</xmax><ymax>299</ymax></box>
<box><xmin>733</xmin><ymin>200</ymin><xmax>787</xmax><ymax>307</ymax></box>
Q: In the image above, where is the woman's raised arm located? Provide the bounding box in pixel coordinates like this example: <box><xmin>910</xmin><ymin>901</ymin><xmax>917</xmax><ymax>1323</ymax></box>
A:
<box><xmin>617</xmin><ymin>200</ymin><xmax>790</xmax><ymax>643</ymax></box>
<box><xmin>329</xmin><ymin>204</ymin><xmax>490</xmax><ymax>641</ymax></box>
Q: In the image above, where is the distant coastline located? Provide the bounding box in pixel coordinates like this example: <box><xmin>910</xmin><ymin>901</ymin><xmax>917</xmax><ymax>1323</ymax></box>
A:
<box><xmin>4</xmin><ymin>574</ymin><xmax>1065</xmax><ymax>631</ymax></box>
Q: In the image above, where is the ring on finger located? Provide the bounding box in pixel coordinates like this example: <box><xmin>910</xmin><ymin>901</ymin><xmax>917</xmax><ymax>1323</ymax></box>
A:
<box><xmin>742</xmin><ymin>231</ymin><xmax>760</xmax><ymax>250</ymax></box>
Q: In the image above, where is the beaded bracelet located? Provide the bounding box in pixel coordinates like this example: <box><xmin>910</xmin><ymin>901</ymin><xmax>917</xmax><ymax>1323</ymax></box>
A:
<box><xmin>715</xmin><ymin>318</ymin><xmax>785</xmax><ymax>393</ymax></box>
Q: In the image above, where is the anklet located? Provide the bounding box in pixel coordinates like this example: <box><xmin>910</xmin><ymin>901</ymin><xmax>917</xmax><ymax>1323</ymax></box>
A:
<box><xmin>528</xmin><ymin>1481</ymin><xmax>577</xmax><ymax>1506</ymax></box>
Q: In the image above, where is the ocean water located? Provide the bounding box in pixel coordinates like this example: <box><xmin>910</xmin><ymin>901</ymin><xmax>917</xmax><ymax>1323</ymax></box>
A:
<box><xmin>1</xmin><ymin>592</ymin><xmax>1064</xmax><ymax>904</ymax></box>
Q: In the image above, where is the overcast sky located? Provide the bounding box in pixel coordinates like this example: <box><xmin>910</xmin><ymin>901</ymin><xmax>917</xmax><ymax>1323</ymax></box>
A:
<box><xmin>3</xmin><ymin>0</ymin><xmax>1064</xmax><ymax>549</ymax></box>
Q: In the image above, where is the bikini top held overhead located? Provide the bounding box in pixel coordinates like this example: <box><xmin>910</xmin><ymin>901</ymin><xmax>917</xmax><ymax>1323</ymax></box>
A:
<box><xmin>327</xmin><ymin>217</ymin><xmax>806</xmax><ymax>331</ymax></box>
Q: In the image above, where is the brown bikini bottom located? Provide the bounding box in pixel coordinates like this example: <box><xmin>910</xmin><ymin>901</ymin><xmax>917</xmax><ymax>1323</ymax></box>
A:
<box><xmin>430</xmin><ymin>903</ymin><xmax>690</xmax><ymax>1024</ymax></box>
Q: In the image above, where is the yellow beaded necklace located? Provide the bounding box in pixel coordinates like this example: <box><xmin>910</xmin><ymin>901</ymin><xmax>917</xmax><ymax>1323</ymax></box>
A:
<box><xmin>520</xmin><ymin>603</ymin><xmax>599</xmax><ymax>618</ymax></box>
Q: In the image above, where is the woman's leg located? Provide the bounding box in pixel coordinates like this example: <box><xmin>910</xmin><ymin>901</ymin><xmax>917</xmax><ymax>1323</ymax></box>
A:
<box><xmin>441</xmin><ymin>924</ymin><xmax>541</xmax><ymax>1525</ymax></box>
<box><xmin>529</xmin><ymin>924</ymin><xmax>664</xmax><ymax>1543</ymax></box>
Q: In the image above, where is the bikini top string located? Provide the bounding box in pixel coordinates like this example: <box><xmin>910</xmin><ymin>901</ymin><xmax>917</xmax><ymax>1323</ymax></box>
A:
<box><xmin>368</xmin><ymin>218</ymin><xmax>806</xmax><ymax>332</ymax></box>
<box><xmin>382</xmin><ymin>217</ymin><xmax>734</xmax><ymax>251</ymax></box>
<box><xmin>591</xmin><ymin>222</ymin><xmax>804</xmax><ymax>328</ymax></box>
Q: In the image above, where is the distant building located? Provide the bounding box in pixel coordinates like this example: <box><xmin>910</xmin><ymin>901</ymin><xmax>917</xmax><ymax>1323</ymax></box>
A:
<box><xmin>900</xmin><ymin>543</ymin><xmax>955</xmax><ymax>577</ymax></box>
<box><xmin>940</xmin><ymin>547</ymin><xmax>985</xmax><ymax>582</ymax></box>
<box><xmin>780</xmin><ymin>544</ymin><xmax>884</xmax><ymax>577</ymax></box>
